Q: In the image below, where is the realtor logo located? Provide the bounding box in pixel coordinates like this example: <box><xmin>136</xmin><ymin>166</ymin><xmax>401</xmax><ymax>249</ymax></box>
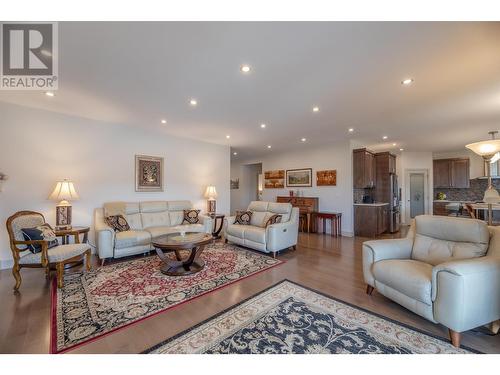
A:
<box><xmin>1</xmin><ymin>22</ymin><xmax>58</xmax><ymax>90</ymax></box>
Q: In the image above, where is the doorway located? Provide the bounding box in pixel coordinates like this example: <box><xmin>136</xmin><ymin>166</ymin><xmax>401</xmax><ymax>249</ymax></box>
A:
<box><xmin>404</xmin><ymin>169</ymin><xmax>429</xmax><ymax>224</ymax></box>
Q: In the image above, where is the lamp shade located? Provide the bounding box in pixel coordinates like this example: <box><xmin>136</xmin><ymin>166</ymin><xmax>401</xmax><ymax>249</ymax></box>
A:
<box><xmin>466</xmin><ymin>139</ymin><xmax>500</xmax><ymax>158</ymax></box>
<box><xmin>483</xmin><ymin>186</ymin><xmax>500</xmax><ymax>204</ymax></box>
<box><xmin>48</xmin><ymin>179</ymin><xmax>79</xmax><ymax>202</ymax></box>
<box><xmin>204</xmin><ymin>185</ymin><xmax>217</xmax><ymax>199</ymax></box>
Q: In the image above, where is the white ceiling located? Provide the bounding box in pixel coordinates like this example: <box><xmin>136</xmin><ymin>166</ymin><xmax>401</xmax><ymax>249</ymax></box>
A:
<box><xmin>2</xmin><ymin>22</ymin><xmax>500</xmax><ymax>159</ymax></box>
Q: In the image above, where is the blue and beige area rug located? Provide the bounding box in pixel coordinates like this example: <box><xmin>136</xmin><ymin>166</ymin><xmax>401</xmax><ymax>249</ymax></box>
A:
<box><xmin>51</xmin><ymin>242</ymin><xmax>282</xmax><ymax>353</ymax></box>
<box><xmin>144</xmin><ymin>280</ymin><xmax>476</xmax><ymax>354</ymax></box>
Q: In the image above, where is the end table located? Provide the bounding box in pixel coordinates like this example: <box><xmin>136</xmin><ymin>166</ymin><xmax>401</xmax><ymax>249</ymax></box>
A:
<box><xmin>208</xmin><ymin>214</ymin><xmax>225</xmax><ymax>239</ymax></box>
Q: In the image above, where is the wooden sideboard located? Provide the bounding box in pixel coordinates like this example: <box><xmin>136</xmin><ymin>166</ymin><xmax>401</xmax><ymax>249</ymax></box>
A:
<box><xmin>276</xmin><ymin>196</ymin><xmax>319</xmax><ymax>232</ymax></box>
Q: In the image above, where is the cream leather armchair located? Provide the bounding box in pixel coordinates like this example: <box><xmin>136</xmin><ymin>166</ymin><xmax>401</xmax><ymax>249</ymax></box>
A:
<box><xmin>363</xmin><ymin>215</ymin><xmax>500</xmax><ymax>347</ymax></box>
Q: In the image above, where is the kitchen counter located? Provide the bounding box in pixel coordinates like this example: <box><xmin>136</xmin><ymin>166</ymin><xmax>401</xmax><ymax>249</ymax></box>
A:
<box><xmin>353</xmin><ymin>203</ymin><xmax>389</xmax><ymax>206</ymax></box>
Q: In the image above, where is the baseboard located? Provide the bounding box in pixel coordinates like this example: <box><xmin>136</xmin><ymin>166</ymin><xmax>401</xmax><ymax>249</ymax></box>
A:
<box><xmin>341</xmin><ymin>231</ymin><xmax>354</xmax><ymax>237</ymax></box>
<box><xmin>0</xmin><ymin>258</ymin><xmax>14</xmax><ymax>270</ymax></box>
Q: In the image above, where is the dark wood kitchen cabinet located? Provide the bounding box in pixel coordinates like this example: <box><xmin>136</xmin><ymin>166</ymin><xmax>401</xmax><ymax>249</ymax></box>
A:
<box><xmin>353</xmin><ymin>148</ymin><xmax>376</xmax><ymax>189</ymax></box>
<box><xmin>354</xmin><ymin>204</ymin><xmax>389</xmax><ymax>237</ymax></box>
<box><xmin>433</xmin><ymin>158</ymin><xmax>470</xmax><ymax>188</ymax></box>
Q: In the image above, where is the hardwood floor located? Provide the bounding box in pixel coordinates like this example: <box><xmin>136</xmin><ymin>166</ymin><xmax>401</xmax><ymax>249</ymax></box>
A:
<box><xmin>1</xmin><ymin>230</ymin><xmax>499</xmax><ymax>354</ymax></box>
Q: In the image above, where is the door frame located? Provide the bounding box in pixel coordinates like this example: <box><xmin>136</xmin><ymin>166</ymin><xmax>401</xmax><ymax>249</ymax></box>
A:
<box><xmin>404</xmin><ymin>168</ymin><xmax>430</xmax><ymax>224</ymax></box>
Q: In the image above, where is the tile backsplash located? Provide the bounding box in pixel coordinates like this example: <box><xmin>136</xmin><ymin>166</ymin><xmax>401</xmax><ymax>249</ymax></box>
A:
<box><xmin>353</xmin><ymin>188</ymin><xmax>375</xmax><ymax>203</ymax></box>
<box><xmin>434</xmin><ymin>178</ymin><xmax>500</xmax><ymax>201</ymax></box>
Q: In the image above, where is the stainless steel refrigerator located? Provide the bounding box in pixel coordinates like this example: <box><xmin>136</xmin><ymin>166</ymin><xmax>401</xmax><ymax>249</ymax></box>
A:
<box><xmin>389</xmin><ymin>173</ymin><xmax>401</xmax><ymax>233</ymax></box>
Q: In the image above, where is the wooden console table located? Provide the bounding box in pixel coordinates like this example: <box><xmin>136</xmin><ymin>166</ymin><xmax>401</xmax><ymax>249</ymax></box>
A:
<box><xmin>276</xmin><ymin>196</ymin><xmax>319</xmax><ymax>232</ymax></box>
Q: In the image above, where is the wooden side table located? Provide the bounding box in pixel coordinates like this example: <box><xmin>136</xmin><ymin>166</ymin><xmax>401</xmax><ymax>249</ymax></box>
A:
<box><xmin>208</xmin><ymin>214</ymin><xmax>225</xmax><ymax>239</ymax></box>
<box><xmin>312</xmin><ymin>212</ymin><xmax>342</xmax><ymax>237</ymax></box>
<box><xmin>54</xmin><ymin>226</ymin><xmax>90</xmax><ymax>268</ymax></box>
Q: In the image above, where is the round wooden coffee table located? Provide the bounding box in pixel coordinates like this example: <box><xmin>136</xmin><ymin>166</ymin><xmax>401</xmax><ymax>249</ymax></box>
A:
<box><xmin>152</xmin><ymin>232</ymin><xmax>213</xmax><ymax>276</ymax></box>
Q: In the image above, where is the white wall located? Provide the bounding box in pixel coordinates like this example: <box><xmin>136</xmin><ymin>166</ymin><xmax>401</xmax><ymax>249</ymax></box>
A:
<box><xmin>397</xmin><ymin>151</ymin><xmax>434</xmax><ymax>224</ymax></box>
<box><xmin>230</xmin><ymin>163</ymin><xmax>261</xmax><ymax>213</ymax></box>
<box><xmin>0</xmin><ymin>103</ymin><xmax>230</xmax><ymax>269</ymax></box>
<box><xmin>433</xmin><ymin>149</ymin><xmax>484</xmax><ymax>179</ymax></box>
<box><xmin>231</xmin><ymin>140</ymin><xmax>354</xmax><ymax>236</ymax></box>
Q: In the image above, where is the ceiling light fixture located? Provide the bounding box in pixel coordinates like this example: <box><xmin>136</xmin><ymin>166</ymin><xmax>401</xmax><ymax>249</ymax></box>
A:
<box><xmin>233</xmin><ymin>152</ymin><xmax>238</xmax><ymax>156</ymax></box>
<box><xmin>161</xmin><ymin>119</ymin><xmax>167</xmax><ymax>124</ymax></box>
<box><xmin>301</xmin><ymin>138</ymin><xmax>307</xmax><ymax>142</ymax></box>
<box><xmin>260</xmin><ymin>123</ymin><xmax>266</xmax><ymax>128</ymax></box>
<box><xmin>226</xmin><ymin>135</ymin><xmax>231</xmax><ymax>139</ymax></box>
<box><xmin>240</xmin><ymin>65</ymin><xmax>251</xmax><ymax>73</ymax></box>
<box><xmin>392</xmin><ymin>143</ymin><xmax>397</xmax><ymax>146</ymax></box>
<box><xmin>383</xmin><ymin>136</ymin><xmax>388</xmax><ymax>140</ymax></box>
<box><xmin>348</xmin><ymin>128</ymin><xmax>354</xmax><ymax>132</ymax></box>
<box><xmin>189</xmin><ymin>99</ymin><xmax>197</xmax><ymax>106</ymax></box>
<box><xmin>45</xmin><ymin>91</ymin><xmax>55</xmax><ymax>97</ymax></box>
<box><xmin>399</xmin><ymin>148</ymin><xmax>404</xmax><ymax>151</ymax></box>
<box><xmin>401</xmin><ymin>78</ymin><xmax>414</xmax><ymax>85</ymax></box>
<box><xmin>312</xmin><ymin>106</ymin><xmax>319</xmax><ymax>112</ymax></box>
<box><xmin>267</xmin><ymin>145</ymin><xmax>272</xmax><ymax>149</ymax></box>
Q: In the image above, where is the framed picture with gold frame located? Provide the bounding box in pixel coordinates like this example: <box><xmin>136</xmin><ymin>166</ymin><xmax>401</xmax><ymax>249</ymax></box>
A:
<box><xmin>135</xmin><ymin>155</ymin><xmax>164</xmax><ymax>192</ymax></box>
<box><xmin>286</xmin><ymin>168</ymin><xmax>312</xmax><ymax>187</ymax></box>
<box><xmin>264</xmin><ymin>170</ymin><xmax>285</xmax><ymax>189</ymax></box>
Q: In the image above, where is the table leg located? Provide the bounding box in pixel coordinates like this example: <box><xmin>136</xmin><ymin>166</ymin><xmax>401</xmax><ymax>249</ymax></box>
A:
<box><xmin>331</xmin><ymin>219</ymin><xmax>335</xmax><ymax>237</ymax></box>
<box><xmin>323</xmin><ymin>218</ymin><xmax>326</xmax><ymax>234</ymax></box>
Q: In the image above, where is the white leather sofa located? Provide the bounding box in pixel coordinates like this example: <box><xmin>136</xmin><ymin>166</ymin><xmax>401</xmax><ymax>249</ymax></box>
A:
<box><xmin>223</xmin><ymin>201</ymin><xmax>299</xmax><ymax>257</ymax></box>
<box><xmin>94</xmin><ymin>201</ymin><xmax>213</xmax><ymax>262</ymax></box>
<box><xmin>363</xmin><ymin>215</ymin><xmax>500</xmax><ymax>347</ymax></box>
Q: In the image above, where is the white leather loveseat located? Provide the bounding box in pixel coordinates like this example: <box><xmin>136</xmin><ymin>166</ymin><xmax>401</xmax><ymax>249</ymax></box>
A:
<box><xmin>94</xmin><ymin>201</ymin><xmax>213</xmax><ymax>263</ymax></box>
<box><xmin>363</xmin><ymin>215</ymin><xmax>500</xmax><ymax>347</ymax></box>
<box><xmin>223</xmin><ymin>201</ymin><xmax>299</xmax><ymax>257</ymax></box>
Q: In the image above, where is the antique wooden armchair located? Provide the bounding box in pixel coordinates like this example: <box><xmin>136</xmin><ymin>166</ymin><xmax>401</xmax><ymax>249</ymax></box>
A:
<box><xmin>6</xmin><ymin>211</ymin><xmax>91</xmax><ymax>292</ymax></box>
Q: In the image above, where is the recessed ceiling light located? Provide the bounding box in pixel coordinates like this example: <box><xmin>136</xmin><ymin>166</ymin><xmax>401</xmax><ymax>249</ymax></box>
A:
<box><xmin>45</xmin><ymin>91</ymin><xmax>55</xmax><ymax>97</ymax></box>
<box><xmin>348</xmin><ymin>128</ymin><xmax>354</xmax><ymax>132</ymax></box>
<box><xmin>383</xmin><ymin>136</ymin><xmax>388</xmax><ymax>140</ymax></box>
<box><xmin>233</xmin><ymin>152</ymin><xmax>238</xmax><ymax>155</ymax></box>
<box><xmin>312</xmin><ymin>106</ymin><xmax>319</xmax><ymax>112</ymax></box>
<box><xmin>392</xmin><ymin>143</ymin><xmax>396</xmax><ymax>146</ymax></box>
<box><xmin>161</xmin><ymin>119</ymin><xmax>167</xmax><ymax>124</ymax></box>
<box><xmin>240</xmin><ymin>65</ymin><xmax>251</xmax><ymax>73</ymax></box>
<box><xmin>401</xmin><ymin>78</ymin><xmax>414</xmax><ymax>85</ymax></box>
<box><xmin>267</xmin><ymin>145</ymin><xmax>272</xmax><ymax>149</ymax></box>
<box><xmin>189</xmin><ymin>99</ymin><xmax>197</xmax><ymax>106</ymax></box>
<box><xmin>301</xmin><ymin>138</ymin><xmax>307</xmax><ymax>142</ymax></box>
<box><xmin>260</xmin><ymin>123</ymin><xmax>266</xmax><ymax>129</ymax></box>
<box><xmin>226</xmin><ymin>135</ymin><xmax>231</xmax><ymax>139</ymax></box>
<box><xmin>399</xmin><ymin>148</ymin><xmax>404</xmax><ymax>151</ymax></box>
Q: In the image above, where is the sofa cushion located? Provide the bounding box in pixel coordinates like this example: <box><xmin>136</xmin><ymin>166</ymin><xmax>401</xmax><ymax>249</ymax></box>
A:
<box><xmin>412</xmin><ymin>215</ymin><xmax>489</xmax><ymax>266</ymax></box>
<box><xmin>169</xmin><ymin>211</ymin><xmax>184</xmax><ymax>226</ymax></box>
<box><xmin>140</xmin><ymin>201</ymin><xmax>168</xmax><ymax>213</ymax></box>
<box><xmin>183</xmin><ymin>209</ymin><xmax>200</xmax><ymax>224</ymax></box>
<box><xmin>179</xmin><ymin>223</ymin><xmax>205</xmax><ymax>233</ymax></box>
<box><xmin>19</xmin><ymin>243</ymin><xmax>90</xmax><ymax>264</ymax></box>
<box><xmin>145</xmin><ymin>226</ymin><xmax>179</xmax><ymax>239</ymax></box>
<box><xmin>141</xmin><ymin>211</ymin><xmax>170</xmax><ymax>228</ymax></box>
<box><xmin>105</xmin><ymin>215</ymin><xmax>130</xmax><ymax>232</ymax></box>
<box><xmin>115</xmin><ymin>230</ymin><xmax>151</xmax><ymax>249</ymax></box>
<box><xmin>244</xmin><ymin>226</ymin><xmax>267</xmax><ymax>244</ymax></box>
<box><xmin>250</xmin><ymin>211</ymin><xmax>268</xmax><ymax>227</ymax></box>
<box><xmin>248</xmin><ymin>201</ymin><xmax>269</xmax><ymax>212</ymax></box>
<box><xmin>125</xmin><ymin>213</ymin><xmax>143</xmax><ymax>230</ymax></box>
<box><xmin>268</xmin><ymin>202</ymin><xmax>292</xmax><ymax>223</ymax></box>
<box><xmin>373</xmin><ymin>259</ymin><xmax>433</xmax><ymax>305</ymax></box>
<box><xmin>103</xmin><ymin>201</ymin><xmax>127</xmax><ymax>217</ymax></box>
<box><xmin>168</xmin><ymin>200</ymin><xmax>192</xmax><ymax>211</ymax></box>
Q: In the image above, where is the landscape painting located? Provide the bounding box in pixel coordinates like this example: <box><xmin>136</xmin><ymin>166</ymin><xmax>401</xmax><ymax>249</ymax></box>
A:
<box><xmin>286</xmin><ymin>168</ymin><xmax>312</xmax><ymax>187</ymax></box>
<box><xmin>264</xmin><ymin>170</ymin><xmax>285</xmax><ymax>189</ymax></box>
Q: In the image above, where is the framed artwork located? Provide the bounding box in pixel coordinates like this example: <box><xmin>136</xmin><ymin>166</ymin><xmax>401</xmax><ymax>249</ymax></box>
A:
<box><xmin>230</xmin><ymin>178</ymin><xmax>240</xmax><ymax>189</ymax></box>
<box><xmin>135</xmin><ymin>155</ymin><xmax>164</xmax><ymax>192</ymax></box>
<box><xmin>286</xmin><ymin>168</ymin><xmax>312</xmax><ymax>187</ymax></box>
<box><xmin>264</xmin><ymin>170</ymin><xmax>285</xmax><ymax>189</ymax></box>
<box><xmin>317</xmin><ymin>170</ymin><xmax>337</xmax><ymax>186</ymax></box>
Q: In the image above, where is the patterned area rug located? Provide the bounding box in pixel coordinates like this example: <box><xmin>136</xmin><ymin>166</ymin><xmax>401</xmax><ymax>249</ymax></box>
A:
<box><xmin>51</xmin><ymin>242</ymin><xmax>282</xmax><ymax>353</ymax></box>
<box><xmin>144</xmin><ymin>280</ymin><xmax>477</xmax><ymax>354</ymax></box>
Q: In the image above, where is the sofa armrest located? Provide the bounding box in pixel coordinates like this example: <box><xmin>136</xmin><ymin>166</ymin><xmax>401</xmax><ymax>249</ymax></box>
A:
<box><xmin>94</xmin><ymin>208</ymin><xmax>115</xmax><ymax>260</ymax></box>
<box><xmin>198</xmin><ymin>214</ymin><xmax>214</xmax><ymax>233</ymax></box>
<box><xmin>362</xmin><ymin>238</ymin><xmax>413</xmax><ymax>286</ymax></box>
<box><xmin>223</xmin><ymin>216</ymin><xmax>236</xmax><ymax>236</ymax></box>
<box><xmin>266</xmin><ymin>220</ymin><xmax>299</xmax><ymax>252</ymax></box>
<box><xmin>432</xmin><ymin>256</ymin><xmax>500</xmax><ymax>332</ymax></box>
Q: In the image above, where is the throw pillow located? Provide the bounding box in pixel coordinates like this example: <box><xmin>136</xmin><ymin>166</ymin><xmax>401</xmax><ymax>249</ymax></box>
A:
<box><xmin>265</xmin><ymin>214</ymin><xmax>282</xmax><ymax>227</ymax></box>
<box><xmin>21</xmin><ymin>223</ymin><xmax>59</xmax><ymax>254</ymax></box>
<box><xmin>234</xmin><ymin>211</ymin><xmax>253</xmax><ymax>225</ymax></box>
<box><xmin>105</xmin><ymin>215</ymin><xmax>130</xmax><ymax>232</ymax></box>
<box><xmin>183</xmin><ymin>209</ymin><xmax>201</xmax><ymax>224</ymax></box>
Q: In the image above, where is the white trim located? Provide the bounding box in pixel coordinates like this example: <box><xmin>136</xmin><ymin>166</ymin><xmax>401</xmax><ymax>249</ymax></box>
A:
<box><xmin>404</xmin><ymin>168</ymin><xmax>430</xmax><ymax>224</ymax></box>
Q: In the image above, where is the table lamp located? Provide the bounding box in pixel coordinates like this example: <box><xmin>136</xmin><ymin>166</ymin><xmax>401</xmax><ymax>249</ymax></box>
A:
<box><xmin>466</xmin><ymin>131</ymin><xmax>500</xmax><ymax>225</ymax></box>
<box><xmin>48</xmin><ymin>179</ymin><xmax>79</xmax><ymax>229</ymax></box>
<box><xmin>204</xmin><ymin>185</ymin><xmax>217</xmax><ymax>215</ymax></box>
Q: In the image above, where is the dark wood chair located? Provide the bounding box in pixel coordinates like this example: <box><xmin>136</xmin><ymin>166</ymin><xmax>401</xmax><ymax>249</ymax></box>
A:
<box><xmin>6</xmin><ymin>211</ymin><xmax>92</xmax><ymax>292</ymax></box>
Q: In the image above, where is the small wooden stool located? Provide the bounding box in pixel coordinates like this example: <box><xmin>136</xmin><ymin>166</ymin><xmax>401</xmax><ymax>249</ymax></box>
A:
<box><xmin>313</xmin><ymin>212</ymin><xmax>342</xmax><ymax>237</ymax></box>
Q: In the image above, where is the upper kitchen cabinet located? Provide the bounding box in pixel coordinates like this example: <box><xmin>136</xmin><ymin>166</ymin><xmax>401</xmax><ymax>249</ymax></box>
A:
<box><xmin>433</xmin><ymin>158</ymin><xmax>470</xmax><ymax>188</ymax></box>
<box><xmin>353</xmin><ymin>148</ymin><xmax>376</xmax><ymax>188</ymax></box>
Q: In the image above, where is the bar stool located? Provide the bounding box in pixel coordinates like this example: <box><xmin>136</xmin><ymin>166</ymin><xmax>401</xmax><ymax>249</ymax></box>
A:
<box><xmin>313</xmin><ymin>212</ymin><xmax>342</xmax><ymax>237</ymax></box>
